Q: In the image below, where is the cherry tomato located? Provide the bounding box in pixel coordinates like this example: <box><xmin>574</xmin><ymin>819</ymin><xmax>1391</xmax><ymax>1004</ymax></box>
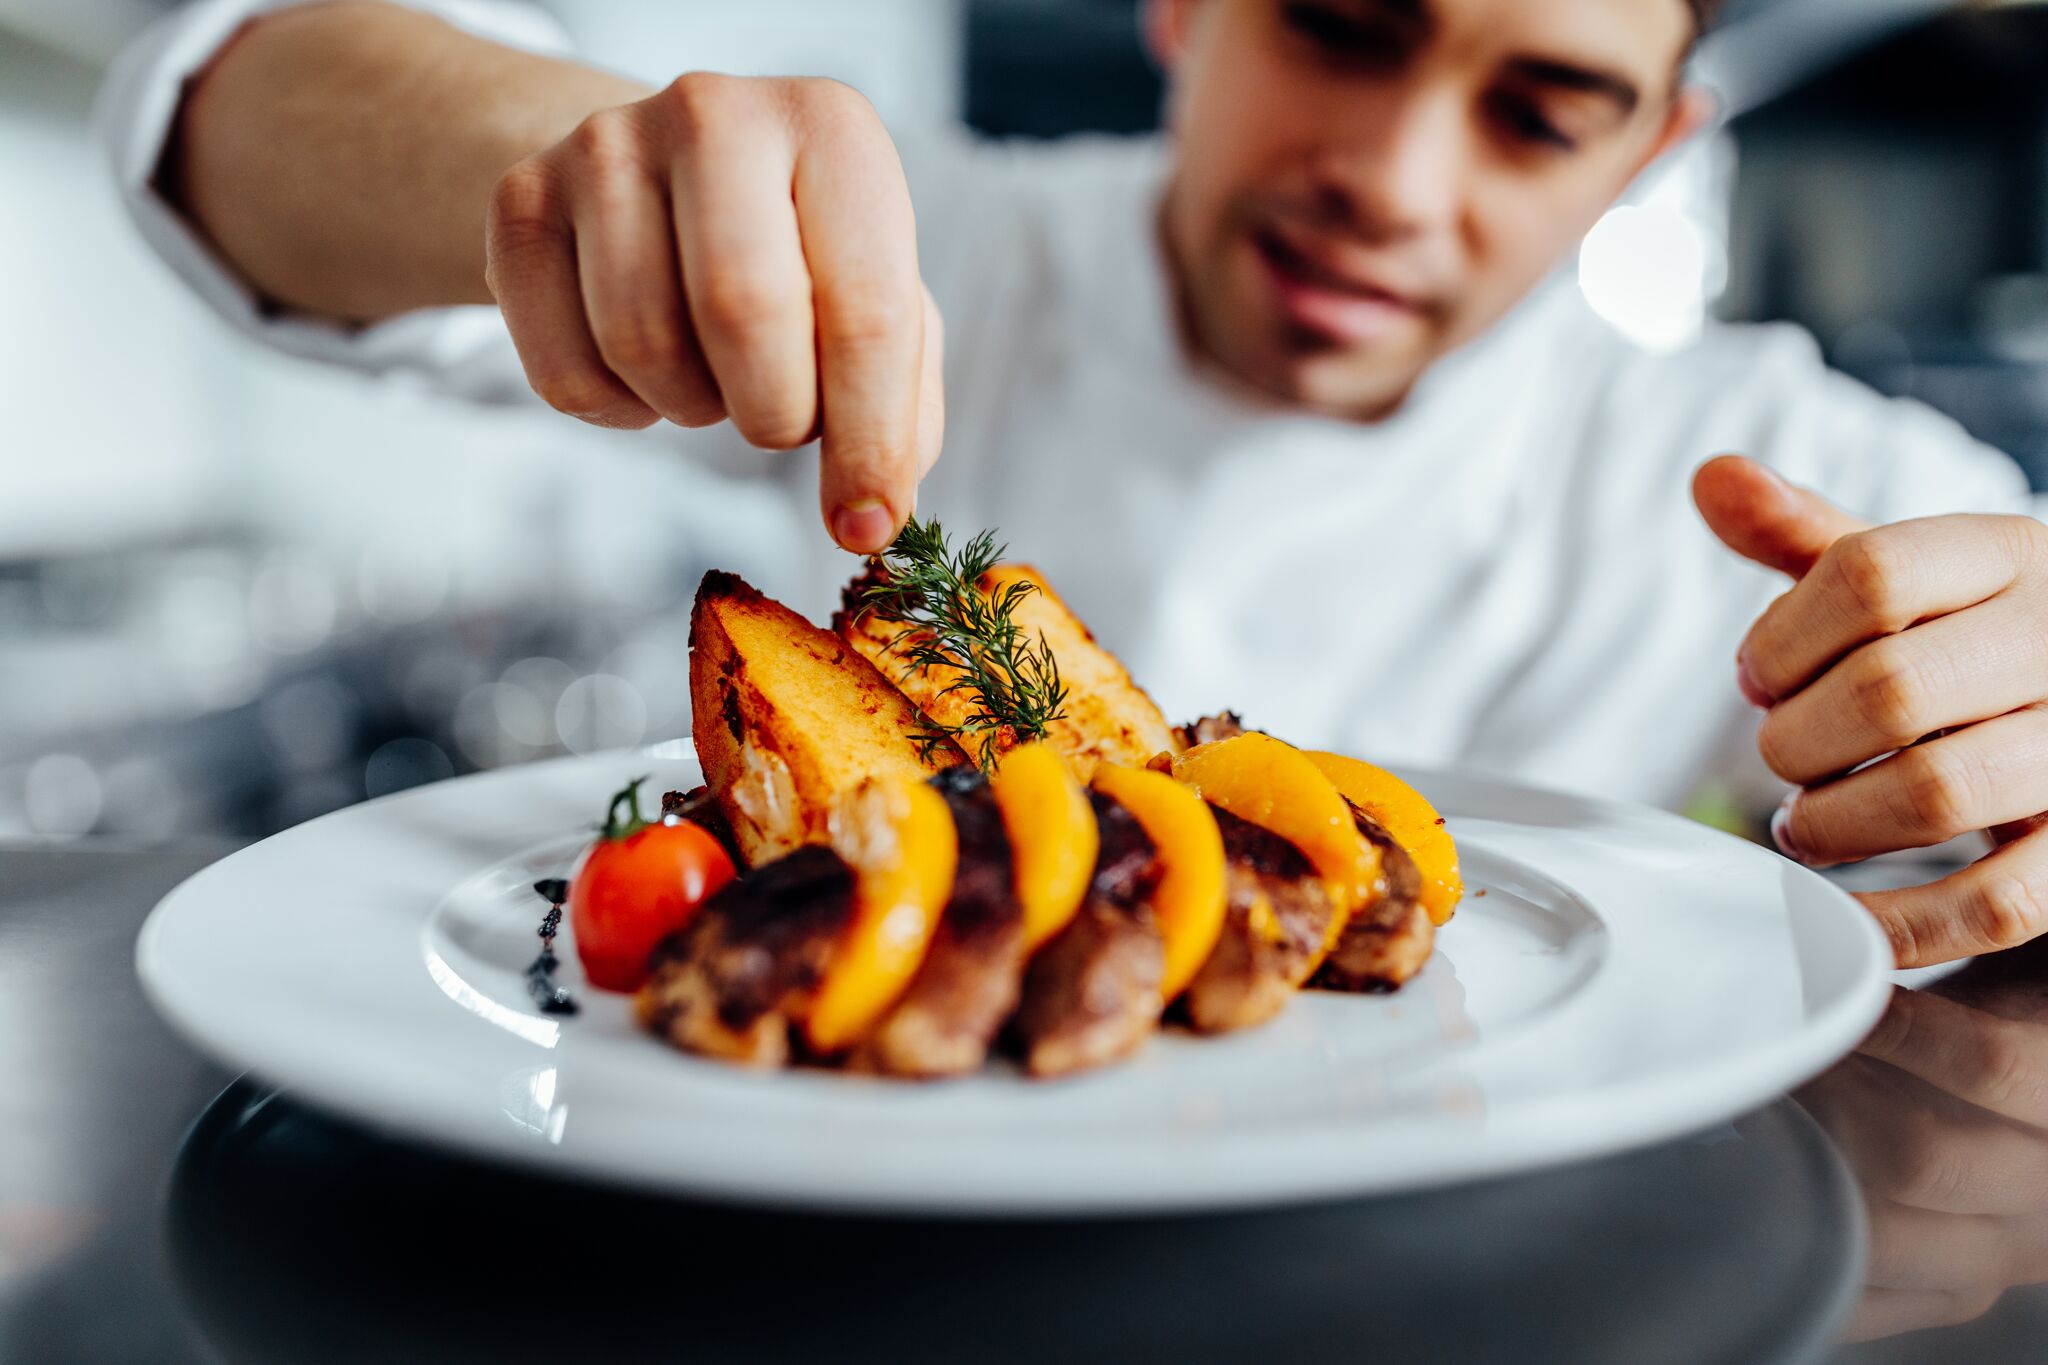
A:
<box><xmin>570</xmin><ymin>777</ymin><xmax>737</xmax><ymax>992</ymax></box>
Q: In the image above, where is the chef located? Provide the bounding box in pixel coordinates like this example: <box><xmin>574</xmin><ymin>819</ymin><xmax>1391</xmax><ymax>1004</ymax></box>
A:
<box><xmin>101</xmin><ymin>0</ymin><xmax>2048</xmax><ymax>967</ymax></box>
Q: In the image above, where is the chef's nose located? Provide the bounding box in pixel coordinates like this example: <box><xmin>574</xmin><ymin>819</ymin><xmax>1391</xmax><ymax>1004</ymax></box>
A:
<box><xmin>1310</xmin><ymin>87</ymin><xmax>1467</xmax><ymax>245</ymax></box>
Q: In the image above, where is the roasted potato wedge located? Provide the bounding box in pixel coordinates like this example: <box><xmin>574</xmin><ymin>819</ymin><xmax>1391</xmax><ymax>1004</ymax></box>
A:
<box><xmin>835</xmin><ymin>562</ymin><xmax>1180</xmax><ymax>781</ymax></box>
<box><xmin>691</xmin><ymin>570</ymin><xmax>965</xmax><ymax>867</ymax></box>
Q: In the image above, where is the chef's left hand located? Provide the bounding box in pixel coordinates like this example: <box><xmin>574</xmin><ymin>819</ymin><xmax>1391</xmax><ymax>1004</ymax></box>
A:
<box><xmin>1696</xmin><ymin>454</ymin><xmax>2048</xmax><ymax>967</ymax></box>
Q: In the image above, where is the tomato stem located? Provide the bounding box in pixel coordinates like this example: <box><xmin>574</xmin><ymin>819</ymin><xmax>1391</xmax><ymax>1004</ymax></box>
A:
<box><xmin>600</xmin><ymin>775</ymin><xmax>654</xmax><ymax>842</ymax></box>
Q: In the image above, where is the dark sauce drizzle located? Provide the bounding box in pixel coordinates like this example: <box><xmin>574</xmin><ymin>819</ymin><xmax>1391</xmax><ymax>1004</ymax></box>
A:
<box><xmin>527</xmin><ymin>878</ymin><xmax>579</xmax><ymax>1016</ymax></box>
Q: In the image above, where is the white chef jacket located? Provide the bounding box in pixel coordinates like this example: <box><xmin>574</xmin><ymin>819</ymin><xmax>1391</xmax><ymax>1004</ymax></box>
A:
<box><xmin>98</xmin><ymin>0</ymin><xmax>2044</xmax><ymax>812</ymax></box>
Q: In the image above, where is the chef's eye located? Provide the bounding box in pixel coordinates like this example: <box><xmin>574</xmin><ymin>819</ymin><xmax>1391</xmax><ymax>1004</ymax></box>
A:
<box><xmin>1280</xmin><ymin>2</ymin><xmax>1407</xmax><ymax>68</ymax></box>
<box><xmin>1489</xmin><ymin>92</ymin><xmax>1578</xmax><ymax>153</ymax></box>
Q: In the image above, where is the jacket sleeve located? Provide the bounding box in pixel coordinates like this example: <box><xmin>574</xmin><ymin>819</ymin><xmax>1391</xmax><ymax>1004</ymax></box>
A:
<box><xmin>95</xmin><ymin>0</ymin><xmax>573</xmax><ymax>405</ymax></box>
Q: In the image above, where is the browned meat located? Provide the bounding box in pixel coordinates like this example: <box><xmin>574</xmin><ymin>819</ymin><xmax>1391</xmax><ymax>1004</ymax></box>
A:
<box><xmin>1180</xmin><ymin>808</ymin><xmax>1334</xmax><ymax>1033</ymax></box>
<box><xmin>661</xmin><ymin>785</ymin><xmax>745</xmax><ymax>867</ymax></box>
<box><xmin>1011</xmin><ymin>792</ymin><xmax>1164</xmax><ymax>1077</ymax></box>
<box><xmin>853</xmin><ymin>771</ymin><xmax>1028</xmax><ymax>1079</ymax></box>
<box><xmin>1172</xmin><ymin>711</ymin><xmax>1256</xmax><ymax>749</ymax></box>
<box><xmin>637</xmin><ymin>845</ymin><xmax>855</xmax><ymax>1066</ymax></box>
<box><xmin>1315</xmin><ymin>805</ymin><xmax>1435</xmax><ymax>993</ymax></box>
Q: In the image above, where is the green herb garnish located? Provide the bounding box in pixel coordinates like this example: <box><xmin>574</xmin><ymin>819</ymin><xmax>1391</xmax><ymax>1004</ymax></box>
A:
<box><xmin>857</xmin><ymin>517</ymin><xmax>1069</xmax><ymax>774</ymax></box>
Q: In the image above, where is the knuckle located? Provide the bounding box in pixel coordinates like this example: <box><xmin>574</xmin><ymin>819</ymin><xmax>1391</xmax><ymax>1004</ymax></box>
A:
<box><xmin>595</xmin><ymin>311</ymin><xmax>685</xmax><ymax>376</ymax></box>
<box><xmin>487</xmin><ymin>161</ymin><xmax>561</xmax><ymax>243</ymax></box>
<box><xmin>695</xmin><ymin>273</ymin><xmax>805</xmax><ymax>341</ymax></box>
<box><xmin>1881</xmin><ymin>905</ymin><xmax>1921</xmax><ymax>968</ymax></box>
<box><xmin>1851</xmin><ymin>645</ymin><xmax>1933</xmax><ymax>745</ymax></box>
<box><xmin>529</xmin><ymin>366</ymin><xmax>619</xmax><ymax>418</ymax></box>
<box><xmin>820</xmin><ymin>283</ymin><xmax>918</xmax><ymax>350</ymax></box>
<box><xmin>731</xmin><ymin>401</ymin><xmax>817</xmax><ymax>451</ymax></box>
<box><xmin>822</xmin><ymin>440</ymin><xmax>909</xmax><ymax>496</ymax></box>
<box><xmin>1973</xmin><ymin>871</ymin><xmax>2048</xmax><ymax>953</ymax></box>
<box><xmin>2005</xmin><ymin>513</ymin><xmax>2048</xmax><ymax>561</ymax></box>
<box><xmin>1970</xmin><ymin>1023</ymin><xmax>2047</xmax><ymax>1113</ymax></box>
<box><xmin>1754</xmin><ymin>714</ymin><xmax>1802</xmax><ymax>782</ymax></box>
<box><xmin>786</xmin><ymin>75</ymin><xmax>876</xmax><ymax>127</ymax></box>
<box><xmin>1898</xmin><ymin>745</ymin><xmax>1982</xmax><ymax>840</ymax></box>
<box><xmin>1885</xmin><ymin>1113</ymin><xmax>1972</xmax><ymax>1207</ymax></box>
<box><xmin>567</xmin><ymin>108</ymin><xmax>643</xmax><ymax>175</ymax></box>
<box><xmin>670</xmin><ymin>401</ymin><xmax>728</xmax><ymax>430</ymax></box>
<box><xmin>663</xmin><ymin>70</ymin><xmax>745</xmax><ymax>137</ymax></box>
<box><xmin>1831</xmin><ymin>532</ymin><xmax>1914</xmax><ymax>630</ymax></box>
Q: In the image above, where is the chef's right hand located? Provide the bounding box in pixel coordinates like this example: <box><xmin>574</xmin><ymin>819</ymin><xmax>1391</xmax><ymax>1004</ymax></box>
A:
<box><xmin>484</xmin><ymin>74</ymin><xmax>943</xmax><ymax>554</ymax></box>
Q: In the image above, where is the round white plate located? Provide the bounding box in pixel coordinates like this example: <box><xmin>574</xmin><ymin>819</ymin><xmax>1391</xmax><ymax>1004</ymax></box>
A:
<box><xmin>138</xmin><ymin>746</ymin><xmax>1890</xmax><ymax>1216</ymax></box>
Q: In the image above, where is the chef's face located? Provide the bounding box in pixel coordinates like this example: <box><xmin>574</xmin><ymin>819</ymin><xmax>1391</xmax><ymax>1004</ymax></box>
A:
<box><xmin>1152</xmin><ymin>0</ymin><xmax>1711</xmax><ymax>418</ymax></box>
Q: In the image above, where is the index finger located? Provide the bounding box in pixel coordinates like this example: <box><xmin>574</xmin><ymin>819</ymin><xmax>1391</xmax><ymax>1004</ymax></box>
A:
<box><xmin>1741</xmin><ymin>516</ymin><xmax>2036</xmax><ymax>703</ymax></box>
<box><xmin>791</xmin><ymin>90</ymin><xmax>925</xmax><ymax>552</ymax></box>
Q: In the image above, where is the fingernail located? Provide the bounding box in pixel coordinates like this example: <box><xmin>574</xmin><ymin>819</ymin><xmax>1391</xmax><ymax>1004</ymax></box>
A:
<box><xmin>1736</xmin><ymin>653</ymin><xmax>1772</xmax><ymax>709</ymax></box>
<box><xmin>832</xmin><ymin>498</ymin><xmax>894</xmax><ymax>553</ymax></box>
<box><xmin>1770</xmin><ymin>794</ymin><xmax>1809</xmax><ymax>865</ymax></box>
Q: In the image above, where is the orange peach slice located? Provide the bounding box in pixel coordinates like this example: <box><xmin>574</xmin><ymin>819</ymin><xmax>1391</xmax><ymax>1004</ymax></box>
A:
<box><xmin>807</xmin><ymin>775</ymin><xmax>959</xmax><ymax>1053</ymax></box>
<box><xmin>1307</xmin><ymin>752</ymin><xmax>1463</xmax><ymax>925</ymax></box>
<box><xmin>990</xmin><ymin>741</ymin><xmax>1099</xmax><ymax>952</ymax></box>
<box><xmin>1091</xmin><ymin>765</ymin><xmax>1226</xmax><ymax>1003</ymax></box>
<box><xmin>1170</xmin><ymin>733</ymin><xmax>1382</xmax><ymax>969</ymax></box>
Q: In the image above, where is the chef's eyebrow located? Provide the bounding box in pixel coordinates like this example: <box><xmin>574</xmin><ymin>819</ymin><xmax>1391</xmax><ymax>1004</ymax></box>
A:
<box><xmin>1345</xmin><ymin>1</ymin><xmax>1645</xmax><ymax>117</ymax></box>
<box><xmin>1506</xmin><ymin>58</ymin><xmax>1643</xmax><ymax>117</ymax></box>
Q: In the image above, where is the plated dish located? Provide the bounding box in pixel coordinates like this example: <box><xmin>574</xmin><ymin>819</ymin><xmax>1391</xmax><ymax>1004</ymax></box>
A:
<box><xmin>136</xmin><ymin>523</ymin><xmax>1894</xmax><ymax>1213</ymax></box>
<box><xmin>609</xmin><ymin>524</ymin><xmax>1464</xmax><ymax>1081</ymax></box>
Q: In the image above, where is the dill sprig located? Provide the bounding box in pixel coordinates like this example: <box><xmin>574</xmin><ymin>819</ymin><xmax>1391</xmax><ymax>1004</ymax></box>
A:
<box><xmin>857</xmin><ymin>517</ymin><xmax>1069</xmax><ymax>773</ymax></box>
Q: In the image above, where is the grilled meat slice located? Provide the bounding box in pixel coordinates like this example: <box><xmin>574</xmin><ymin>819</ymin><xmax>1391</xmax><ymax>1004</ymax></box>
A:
<box><xmin>853</xmin><ymin>771</ymin><xmax>1028</xmax><ymax>1079</ymax></box>
<box><xmin>638</xmin><ymin>845</ymin><xmax>856</xmax><ymax>1066</ymax></box>
<box><xmin>1170</xmin><ymin>723</ymin><xmax>1439</xmax><ymax>995</ymax></box>
<box><xmin>1172</xmin><ymin>711</ymin><xmax>1257</xmax><ymax>749</ymax></box>
<box><xmin>1011</xmin><ymin>792</ymin><xmax>1164</xmax><ymax>1077</ymax></box>
<box><xmin>661</xmin><ymin>785</ymin><xmax>745</xmax><ymax>867</ymax></box>
<box><xmin>1315</xmin><ymin>806</ymin><xmax>1436</xmax><ymax>993</ymax></box>
<box><xmin>1180</xmin><ymin>808</ymin><xmax>1334</xmax><ymax>1033</ymax></box>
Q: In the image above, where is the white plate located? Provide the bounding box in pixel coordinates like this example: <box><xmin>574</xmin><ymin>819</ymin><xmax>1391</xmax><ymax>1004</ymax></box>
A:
<box><xmin>138</xmin><ymin>747</ymin><xmax>1890</xmax><ymax>1216</ymax></box>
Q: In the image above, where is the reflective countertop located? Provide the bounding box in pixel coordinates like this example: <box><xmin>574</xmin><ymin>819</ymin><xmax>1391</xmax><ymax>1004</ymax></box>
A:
<box><xmin>6</xmin><ymin>843</ymin><xmax>2047</xmax><ymax>1364</ymax></box>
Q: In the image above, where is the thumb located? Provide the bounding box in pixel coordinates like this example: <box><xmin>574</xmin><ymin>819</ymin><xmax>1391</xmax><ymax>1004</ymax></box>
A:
<box><xmin>1693</xmin><ymin>453</ymin><xmax>1872</xmax><ymax>580</ymax></box>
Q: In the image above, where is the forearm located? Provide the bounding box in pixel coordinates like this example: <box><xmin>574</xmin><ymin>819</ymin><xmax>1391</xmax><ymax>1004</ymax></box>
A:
<box><xmin>172</xmin><ymin>1</ymin><xmax>648</xmax><ymax>322</ymax></box>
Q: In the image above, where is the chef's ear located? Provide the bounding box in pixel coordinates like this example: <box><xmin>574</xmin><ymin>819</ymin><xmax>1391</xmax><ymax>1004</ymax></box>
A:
<box><xmin>1142</xmin><ymin>0</ymin><xmax>1201</xmax><ymax>71</ymax></box>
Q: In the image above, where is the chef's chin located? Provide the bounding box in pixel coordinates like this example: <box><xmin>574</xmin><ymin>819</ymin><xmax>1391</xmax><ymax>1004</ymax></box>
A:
<box><xmin>1229</xmin><ymin>322</ymin><xmax>1429</xmax><ymax>423</ymax></box>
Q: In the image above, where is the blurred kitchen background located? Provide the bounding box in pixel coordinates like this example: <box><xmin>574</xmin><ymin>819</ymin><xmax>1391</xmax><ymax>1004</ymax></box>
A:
<box><xmin>1</xmin><ymin>0</ymin><xmax>2044</xmax><ymax>844</ymax></box>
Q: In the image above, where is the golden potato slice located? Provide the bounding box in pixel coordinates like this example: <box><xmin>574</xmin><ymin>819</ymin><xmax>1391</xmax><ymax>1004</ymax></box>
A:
<box><xmin>690</xmin><ymin>570</ymin><xmax>964</xmax><ymax>867</ymax></box>
<box><xmin>835</xmin><ymin>561</ymin><xmax>1179</xmax><ymax>781</ymax></box>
